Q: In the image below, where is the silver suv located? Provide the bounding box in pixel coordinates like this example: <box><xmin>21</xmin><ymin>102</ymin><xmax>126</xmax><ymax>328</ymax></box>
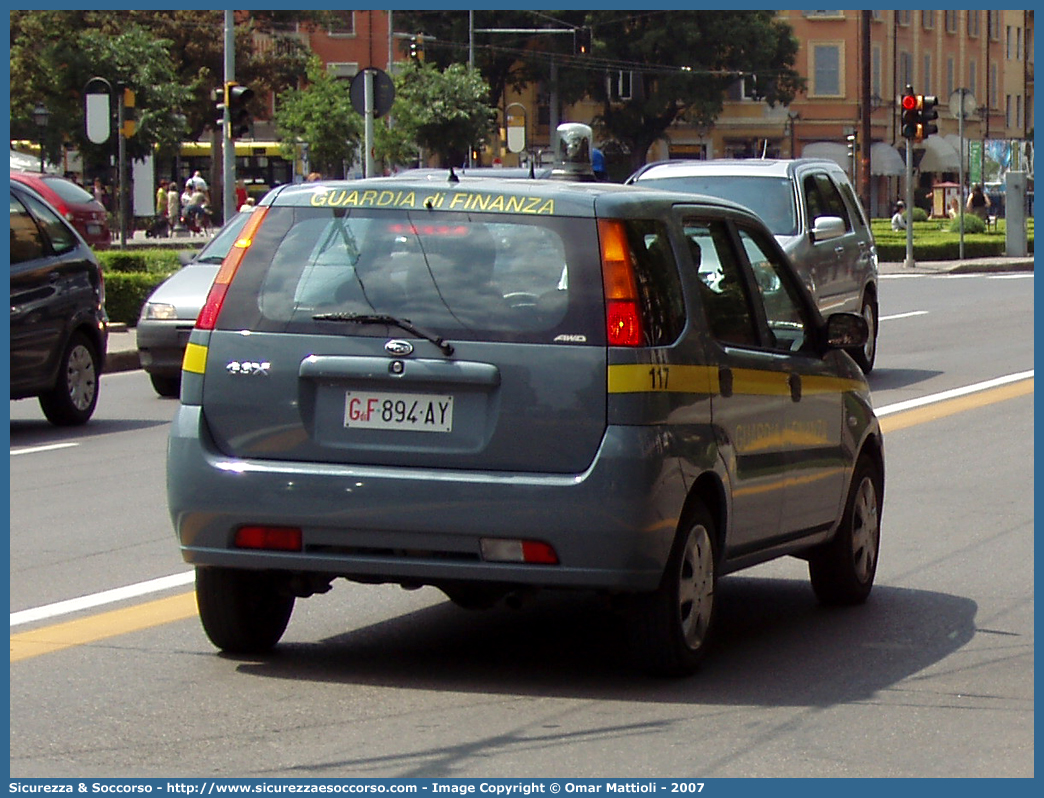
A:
<box><xmin>628</xmin><ymin>158</ymin><xmax>879</xmax><ymax>372</ymax></box>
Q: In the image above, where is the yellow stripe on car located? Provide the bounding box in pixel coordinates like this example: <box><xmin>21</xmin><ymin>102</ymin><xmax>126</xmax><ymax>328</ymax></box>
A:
<box><xmin>182</xmin><ymin>342</ymin><xmax>208</xmax><ymax>375</ymax></box>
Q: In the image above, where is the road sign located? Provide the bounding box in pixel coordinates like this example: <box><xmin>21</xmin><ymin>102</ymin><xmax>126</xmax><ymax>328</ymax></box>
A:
<box><xmin>350</xmin><ymin>68</ymin><xmax>395</xmax><ymax>119</ymax></box>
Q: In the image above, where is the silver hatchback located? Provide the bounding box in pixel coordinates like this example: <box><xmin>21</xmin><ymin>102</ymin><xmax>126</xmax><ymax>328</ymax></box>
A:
<box><xmin>628</xmin><ymin>158</ymin><xmax>879</xmax><ymax>372</ymax></box>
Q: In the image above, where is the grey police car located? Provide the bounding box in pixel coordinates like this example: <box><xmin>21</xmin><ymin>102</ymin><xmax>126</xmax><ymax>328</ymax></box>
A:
<box><xmin>627</xmin><ymin>158</ymin><xmax>880</xmax><ymax>372</ymax></box>
<box><xmin>166</xmin><ymin>171</ymin><xmax>884</xmax><ymax>676</ymax></box>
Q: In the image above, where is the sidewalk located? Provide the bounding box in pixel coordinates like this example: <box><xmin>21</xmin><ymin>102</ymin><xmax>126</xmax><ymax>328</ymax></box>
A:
<box><xmin>101</xmin><ymin>254</ymin><xmax>1035</xmax><ymax>374</ymax></box>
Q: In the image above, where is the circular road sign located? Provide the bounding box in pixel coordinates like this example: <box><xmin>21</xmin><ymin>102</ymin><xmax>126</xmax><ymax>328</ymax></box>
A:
<box><xmin>350</xmin><ymin>68</ymin><xmax>395</xmax><ymax>119</ymax></box>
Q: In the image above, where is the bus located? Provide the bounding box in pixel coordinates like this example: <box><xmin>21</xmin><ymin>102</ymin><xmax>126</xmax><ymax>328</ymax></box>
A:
<box><xmin>173</xmin><ymin>140</ymin><xmax>299</xmax><ymax>198</ymax></box>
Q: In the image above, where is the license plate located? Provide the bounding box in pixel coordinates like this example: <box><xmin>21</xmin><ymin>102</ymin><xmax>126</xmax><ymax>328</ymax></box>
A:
<box><xmin>344</xmin><ymin>390</ymin><xmax>453</xmax><ymax>433</ymax></box>
<box><xmin>87</xmin><ymin>224</ymin><xmax>102</xmax><ymax>235</ymax></box>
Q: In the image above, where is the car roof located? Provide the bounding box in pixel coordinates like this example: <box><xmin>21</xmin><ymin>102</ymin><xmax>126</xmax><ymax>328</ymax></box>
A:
<box><xmin>629</xmin><ymin>158</ymin><xmax>845</xmax><ymax>182</ymax></box>
<box><xmin>390</xmin><ymin>166</ymin><xmax>553</xmax><ymax>181</ymax></box>
<box><xmin>263</xmin><ymin>175</ymin><xmax>758</xmax><ymax>222</ymax></box>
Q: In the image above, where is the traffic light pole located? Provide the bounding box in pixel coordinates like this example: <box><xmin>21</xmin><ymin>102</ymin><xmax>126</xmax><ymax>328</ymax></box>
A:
<box><xmin>904</xmin><ymin>138</ymin><xmax>914</xmax><ymax>268</ymax></box>
<box><xmin>222</xmin><ymin>10</ymin><xmax>236</xmax><ymax>223</ymax></box>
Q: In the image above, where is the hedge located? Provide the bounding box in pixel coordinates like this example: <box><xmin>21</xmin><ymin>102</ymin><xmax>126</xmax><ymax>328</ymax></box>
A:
<box><xmin>100</xmin><ymin>248</ymin><xmax>187</xmax><ymax>326</ymax></box>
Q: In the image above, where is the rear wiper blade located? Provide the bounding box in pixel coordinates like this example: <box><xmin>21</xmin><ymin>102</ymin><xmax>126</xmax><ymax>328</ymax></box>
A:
<box><xmin>312</xmin><ymin>312</ymin><xmax>454</xmax><ymax>356</ymax></box>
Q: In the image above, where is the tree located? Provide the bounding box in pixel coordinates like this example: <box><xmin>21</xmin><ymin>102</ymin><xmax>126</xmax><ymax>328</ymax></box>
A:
<box><xmin>570</xmin><ymin>11</ymin><xmax>803</xmax><ymax>170</ymax></box>
<box><xmin>273</xmin><ymin>56</ymin><xmax>363</xmax><ymax>178</ymax></box>
<box><xmin>9</xmin><ymin>11</ymin><xmax>192</xmax><ymax>173</ymax></box>
<box><xmin>387</xmin><ymin>61</ymin><xmax>497</xmax><ymax>168</ymax></box>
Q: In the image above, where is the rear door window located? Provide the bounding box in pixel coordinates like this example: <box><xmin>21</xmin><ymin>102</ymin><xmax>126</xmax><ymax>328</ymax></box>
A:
<box><xmin>803</xmin><ymin>173</ymin><xmax>852</xmax><ymax>231</ymax></box>
<box><xmin>684</xmin><ymin>219</ymin><xmax>760</xmax><ymax>348</ymax></box>
<box><xmin>218</xmin><ymin>207</ymin><xmax>605</xmax><ymax>345</ymax></box>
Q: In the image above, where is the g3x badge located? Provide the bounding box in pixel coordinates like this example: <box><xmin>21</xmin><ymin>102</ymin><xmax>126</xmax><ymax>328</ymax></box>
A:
<box><xmin>226</xmin><ymin>360</ymin><xmax>271</xmax><ymax>376</ymax></box>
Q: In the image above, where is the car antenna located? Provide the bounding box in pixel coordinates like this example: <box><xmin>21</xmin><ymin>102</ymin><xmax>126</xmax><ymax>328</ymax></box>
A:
<box><xmin>447</xmin><ymin>165</ymin><xmax>459</xmax><ymax>184</ymax></box>
<box><xmin>528</xmin><ymin>161</ymin><xmax>535</xmax><ymax>179</ymax></box>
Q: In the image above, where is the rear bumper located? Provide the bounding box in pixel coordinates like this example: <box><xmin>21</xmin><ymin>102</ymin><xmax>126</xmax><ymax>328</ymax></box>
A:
<box><xmin>167</xmin><ymin>404</ymin><xmax>696</xmax><ymax>593</ymax></box>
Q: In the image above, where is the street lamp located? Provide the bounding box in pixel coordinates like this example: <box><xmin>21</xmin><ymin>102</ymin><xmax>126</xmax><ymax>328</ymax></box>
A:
<box><xmin>33</xmin><ymin>103</ymin><xmax>50</xmax><ymax>173</ymax></box>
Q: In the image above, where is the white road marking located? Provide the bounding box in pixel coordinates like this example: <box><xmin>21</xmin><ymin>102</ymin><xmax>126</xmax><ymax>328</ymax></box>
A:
<box><xmin>880</xmin><ymin>310</ymin><xmax>929</xmax><ymax>321</ymax></box>
<box><xmin>10</xmin><ymin>571</ymin><xmax>195</xmax><ymax>627</ymax></box>
<box><xmin>10</xmin><ymin>443</ymin><xmax>79</xmax><ymax>456</ymax></box>
<box><xmin>875</xmin><ymin>369</ymin><xmax>1034</xmax><ymax>416</ymax></box>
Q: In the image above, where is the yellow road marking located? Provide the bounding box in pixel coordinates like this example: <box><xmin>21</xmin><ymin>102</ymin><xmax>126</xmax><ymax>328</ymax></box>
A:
<box><xmin>10</xmin><ymin>592</ymin><xmax>197</xmax><ymax>663</ymax></box>
<box><xmin>10</xmin><ymin>378</ymin><xmax>1033</xmax><ymax>663</ymax></box>
<box><xmin>880</xmin><ymin>378</ymin><xmax>1033</xmax><ymax>433</ymax></box>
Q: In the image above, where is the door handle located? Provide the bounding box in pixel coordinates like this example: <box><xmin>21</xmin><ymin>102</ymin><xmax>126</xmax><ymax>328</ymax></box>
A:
<box><xmin>788</xmin><ymin>372</ymin><xmax>802</xmax><ymax>402</ymax></box>
<box><xmin>718</xmin><ymin>366</ymin><xmax>733</xmax><ymax>398</ymax></box>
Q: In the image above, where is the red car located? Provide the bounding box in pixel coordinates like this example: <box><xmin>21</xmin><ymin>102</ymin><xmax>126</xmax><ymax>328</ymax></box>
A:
<box><xmin>9</xmin><ymin>171</ymin><xmax>110</xmax><ymax>250</ymax></box>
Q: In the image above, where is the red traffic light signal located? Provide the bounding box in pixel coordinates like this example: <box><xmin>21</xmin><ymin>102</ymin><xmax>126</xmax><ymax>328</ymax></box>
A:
<box><xmin>900</xmin><ymin>90</ymin><xmax>921</xmax><ymax>140</ymax></box>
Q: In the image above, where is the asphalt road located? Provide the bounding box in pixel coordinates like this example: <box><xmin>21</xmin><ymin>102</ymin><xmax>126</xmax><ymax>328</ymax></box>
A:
<box><xmin>8</xmin><ymin>269</ymin><xmax>1034</xmax><ymax>778</ymax></box>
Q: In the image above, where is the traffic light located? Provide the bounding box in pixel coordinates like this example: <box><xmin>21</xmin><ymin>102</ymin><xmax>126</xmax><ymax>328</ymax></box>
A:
<box><xmin>575</xmin><ymin>26</ymin><xmax>592</xmax><ymax>55</ymax></box>
<box><xmin>225</xmin><ymin>82</ymin><xmax>254</xmax><ymax>139</ymax></box>
<box><xmin>919</xmin><ymin>94</ymin><xmax>939</xmax><ymax>139</ymax></box>
<box><xmin>120</xmin><ymin>88</ymin><xmax>136</xmax><ymax>138</ymax></box>
<box><xmin>409</xmin><ymin>34</ymin><xmax>424</xmax><ymax>61</ymax></box>
<box><xmin>900</xmin><ymin>86</ymin><xmax>921</xmax><ymax>140</ymax></box>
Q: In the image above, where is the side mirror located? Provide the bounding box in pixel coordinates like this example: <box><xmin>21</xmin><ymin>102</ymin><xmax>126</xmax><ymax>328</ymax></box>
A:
<box><xmin>810</xmin><ymin>215</ymin><xmax>845</xmax><ymax>242</ymax></box>
<box><xmin>177</xmin><ymin>251</ymin><xmax>196</xmax><ymax>267</ymax></box>
<box><xmin>824</xmin><ymin>312</ymin><xmax>868</xmax><ymax>349</ymax></box>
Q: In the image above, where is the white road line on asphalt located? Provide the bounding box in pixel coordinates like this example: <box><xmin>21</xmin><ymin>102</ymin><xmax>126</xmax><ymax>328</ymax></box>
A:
<box><xmin>10</xmin><ymin>442</ymin><xmax>79</xmax><ymax>456</ymax></box>
<box><xmin>9</xmin><ymin>369</ymin><xmax>1035</xmax><ymax>628</ymax></box>
<box><xmin>875</xmin><ymin>369</ymin><xmax>1034</xmax><ymax>417</ymax></box>
<box><xmin>880</xmin><ymin>310</ymin><xmax>929</xmax><ymax>321</ymax></box>
<box><xmin>10</xmin><ymin>571</ymin><xmax>195</xmax><ymax>627</ymax></box>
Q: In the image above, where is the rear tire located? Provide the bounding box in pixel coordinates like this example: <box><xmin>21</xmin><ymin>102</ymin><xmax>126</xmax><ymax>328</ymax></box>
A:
<box><xmin>620</xmin><ymin>502</ymin><xmax>718</xmax><ymax>676</ymax></box>
<box><xmin>809</xmin><ymin>455</ymin><xmax>882</xmax><ymax>605</ymax></box>
<box><xmin>195</xmin><ymin>567</ymin><xmax>295</xmax><ymax>654</ymax></box>
<box><xmin>149</xmin><ymin>373</ymin><xmax>181</xmax><ymax>398</ymax></box>
<box><xmin>39</xmin><ymin>332</ymin><xmax>100</xmax><ymax>426</ymax></box>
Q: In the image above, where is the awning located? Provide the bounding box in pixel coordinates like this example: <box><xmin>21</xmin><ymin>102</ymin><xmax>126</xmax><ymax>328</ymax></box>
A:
<box><xmin>914</xmin><ymin>136</ymin><xmax>961</xmax><ymax>172</ymax></box>
<box><xmin>870</xmin><ymin>142</ymin><xmax>905</xmax><ymax>176</ymax></box>
<box><xmin>801</xmin><ymin>141</ymin><xmax>848</xmax><ymax>170</ymax></box>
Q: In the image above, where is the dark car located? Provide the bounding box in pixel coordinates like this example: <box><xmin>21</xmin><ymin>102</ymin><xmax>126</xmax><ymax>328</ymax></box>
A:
<box><xmin>136</xmin><ymin>209</ymin><xmax>255</xmax><ymax>397</ymax></box>
<box><xmin>167</xmin><ymin>173</ymin><xmax>884</xmax><ymax>676</ymax></box>
<box><xmin>10</xmin><ymin>170</ymin><xmax>110</xmax><ymax>250</ymax></box>
<box><xmin>10</xmin><ymin>180</ymin><xmax>108</xmax><ymax>425</ymax></box>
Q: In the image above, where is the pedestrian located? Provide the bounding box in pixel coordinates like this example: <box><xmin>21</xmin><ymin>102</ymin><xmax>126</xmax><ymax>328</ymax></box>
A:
<box><xmin>890</xmin><ymin>200</ymin><xmax>907</xmax><ymax>231</ymax></box>
<box><xmin>306</xmin><ymin>172</ymin><xmax>322</xmax><ymax>182</ymax></box>
<box><xmin>167</xmin><ymin>182</ymin><xmax>180</xmax><ymax>230</ymax></box>
<box><xmin>235</xmin><ymin>179</ymin><xmax>248</xmax><ymax>209</ymax></box>
<box><xmin>966</xmin><ymin>183</ymin><xmax>991</xmax><ymax>220</ymax></box>
<box><xmin>92</xmin><ymin>177</ymin><xmax>109</xmax><ymax>210</ymax></box>
<box><xmin>152</xmin><ymin>179</ymin><xmax>169</xmax><ymax>237</ymax></box>
<box><xmin>186</xmin><ymin>170</ymin><xmax>208</xmax><ymax>196</ymax></box>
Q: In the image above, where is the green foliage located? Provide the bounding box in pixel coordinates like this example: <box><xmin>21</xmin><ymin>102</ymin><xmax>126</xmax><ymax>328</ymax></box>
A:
<box><xmin>103</xmin><ymin>272</ymin><xmax>174</xmax><ymax>326</ymax></box>
<box><xmin>580</xmin><ymin>11</ymin><xmax>803</xmax><ymax>171</ymax></box>
<box><xmin>911</xmin><ymin>207</ymin><xmax>929</xmax><ymax>222</ymax></box>
<box><xmin>948</xmin><ymin>214</ymin><xmax>986</xmax><ymax>234</ymax></box>
<box><xmin>274</xmin><ymin>55</ymin><xmax>363</xmax><ymax>178</ymax></box>
<box><xmin>871</xmin><ymin>217</ymin><xmax>1034</xmax><ymax>261</ymax></box>
<box><xmin>388</xmin><ymin>61</ymin><xmax>497</xmax><ymax>167</ymax></box>
<box><xmin>99</xmin><ymin>249</ymin><xmax>183</xmax><ymax>274</ymax></box>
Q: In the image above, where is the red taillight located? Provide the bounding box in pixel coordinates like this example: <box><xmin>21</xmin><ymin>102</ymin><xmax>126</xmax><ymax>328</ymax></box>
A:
<box><xmin>598</xmin><ymin>219</ymin><xmax>645</xmax><ymax>347</ymax></box>
<box><xmin>234</xmin><ymin>525</ymin><xmax>303</xmax><ymax>552</ymax></box>
<box><xmin>196</xmin><ymin>207</ymin><xmax>268</xmax><ymax>330</ymax></box>
<box><xmin>480</xmin><ymin>538</ymin><xmax>560</xmax><ymax>565</ymax></box>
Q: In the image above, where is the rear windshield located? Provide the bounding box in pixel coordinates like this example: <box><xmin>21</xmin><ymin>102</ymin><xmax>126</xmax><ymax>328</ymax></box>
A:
<box><xmin>217</xmin><ymin>207</ymin><xmax>606</xmax><ymax>346</ymax></box>
<box><xmin>636</xmin><ymin>175</ymin><xmax>798</xmax><ymax>237</ymax></box>
<box><xmin>40</xmin><ymin>176</ymin><xmax>96</xmax><ymax>205</ymax></box>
